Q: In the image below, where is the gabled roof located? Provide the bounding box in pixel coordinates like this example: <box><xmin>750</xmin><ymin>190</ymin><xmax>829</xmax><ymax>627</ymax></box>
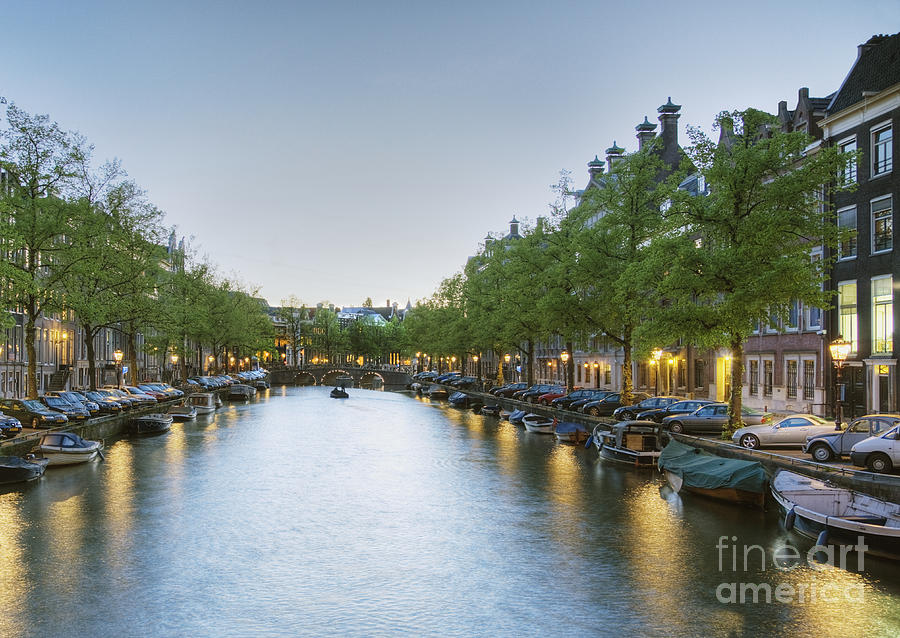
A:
<box><xmin>828</xmin><ymin>33</ymin><xmax>900</xmax><ymax>114</ymax></box>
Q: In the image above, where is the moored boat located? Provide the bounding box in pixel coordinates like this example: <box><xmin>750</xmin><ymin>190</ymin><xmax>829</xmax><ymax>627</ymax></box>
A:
<box><xmin>228</xmin><ymin>384</ymin><xmax>256</xmax><ymax>400</ymax></box>
<box><xmin>167</xmin><ymin>404</ymin><xmax>197</xmax><ymax>421</ymax></box>
<box><xmin>658</xmin><ymin>439</ymin><xmax>767</xmax><ymax>508</ymax></box>
<box><xmin>0</xmin><ymin>455</ymin><xmax>49</xmax><ymax>484</ymax></box>
<box><xmin>480</xmin><ymin>404</ymin><xmax>502</xmax><ymax>417</ymax></box>
<box><xmin>34</xmin><ymin>432</ymin><xmax>103</xmax><ymax>466</ymax></box>
<box><xmin>593</xmin><ymin>421</ymin><xmax>661</xmax><ymax>467</ymax></box>
<box><xmin>523</xmin><ymin>413</ymin><xmax>556</xmax><ymax>434</ymax></box>
<box><xmin>508</xmin><ymin>409</ymin><xmax>527</xmax><ymax>425</ymax></box>
<box><xmin>187</xmin><ymin>392</ymin><xmax>219</xmax><ymax>414</ymax></box>
<box><xmin>425</xmin><ymin>385</ymin><xmax>448</xmax><ymax>400</ymax></box>
<box><xmin>555</xmin><ymin>421</ymin><xmax>590</xmax><ymax>444</ymax></box>
<box><xmin>128</xmin><ymin>413</ymin><xmax>173</xmax><ymax>435</ymax></box>
<box><xmin>771</xmin><ymin>470</ymin><xmax>900</xmax><ymax>560</ymax></box>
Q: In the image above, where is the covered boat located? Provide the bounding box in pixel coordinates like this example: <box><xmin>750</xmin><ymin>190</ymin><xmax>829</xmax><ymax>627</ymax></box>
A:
<box><xmin>34</xmin><ymin>432</ymin><xmax>103</xmax><ymax>466</ymax></box>
<box><xmin>593</xmin><ymin>421</ymin><xmax>661</xmax><ymax>467</ymax></box>
<box><xmin>128</xmin><ymin>413</ymin><xmax>173</xmax><ymax>435</ymax></box>
<box><xmin>658</xmin><ymin>439</ymin><xmax>767</xmax><ymax>508</ymax></box>
<box><xmin>555</xmin><ymin>421</ymin><xmax>589</xmax><ymax>444</ymax></box>
<box><xmin>228</xmin><ymin>384</ymin><xmax>256</xmax><ymax>400</ymax></box>
<box><xmin>772</xmin><ymin>470</ymin><xmax>900</xmax><ymax>560</ymax></box>
<box><xmin>0</xmin><ymin>455</ymin><xmax>49</xmax><ymax>484</ymax></box>
<box><xmin>508</xmin><ymin>409</ymin><xmax>527</xmax><ymax>425</ymax></box>
<box><xmin>523</xmin><ymin>414</ymin><xmax>556</xmax><ymax>434</ymax></box>
<box><xmin>187</xmin><ymin>392</ymin><xmax>220</xmax><ymax>414</ymax></box>
<box><xmin>425</xmin><ymin>385</ymin><xmax>448</xmax><ymax>399</ymax></box>
<box><xmin>480</xmin><ymin>404</ymin><xmax>502</xmax><ymax>417</ymax></box>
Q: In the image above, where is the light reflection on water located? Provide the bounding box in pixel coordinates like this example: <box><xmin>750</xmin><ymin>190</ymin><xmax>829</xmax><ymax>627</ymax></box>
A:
<box><xmin>0</xmin><ymin>386</ymin><xmax>897</xmax><ymax>637</ymax></box>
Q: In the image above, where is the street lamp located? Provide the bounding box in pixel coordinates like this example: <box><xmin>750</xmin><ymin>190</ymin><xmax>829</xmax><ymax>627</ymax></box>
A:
<box><xmin>170</xmin><ymin>353</ymin><xmax>179</xmax><ymax>383</ymax></box>
<box><xmin>560</xmin><ymin>350</ymin><xmax>569</xmax><ymax>390</ymax></box>
<box><xmin>113</xmin><ymin>349</ymin><xmax>124</xmax><ymax>388</ymax></box>
<box><xmin>208</xmin><ymin>354</ymin><xmax>215</xmax><ymax>373</ymax></box>
<box><xmin>829</xmin><ymin>336</ymin><xmax>852</xmax><ymax>430</ymax></box>
<box><xmin>651</xmin><ymin>349</ymin><xmax>663</xmax><ymax>396</ymax></box>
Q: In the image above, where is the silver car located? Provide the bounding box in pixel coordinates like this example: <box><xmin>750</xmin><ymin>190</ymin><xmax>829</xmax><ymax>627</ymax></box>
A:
<box><xmin>732</xmin><ymin>414</ymin><xmax>836</xmax><ymax>449</ymax></box>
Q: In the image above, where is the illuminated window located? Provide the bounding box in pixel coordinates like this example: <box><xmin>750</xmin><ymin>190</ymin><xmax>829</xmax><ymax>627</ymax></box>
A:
<box><xmin>838</xmin><ymin>280</ymin><xmax>858</xmax><ymax>352</ymax></box>
<box><xmin>749</xmin><ymin>360</ymin><xmax>759</xmax><ymax>395</ymax></box>
<box><xmin>872</xmin><ymin>275</ymin><xmax>893</xmax><ymax>355</ymax></box>
<box><xmin>786</xmin><ymin>360</ymin><xmax>798</xmax><ymax>399</ymax></box>
<box><xmin>763</xmin><ymin>361</ymin><xmax>773</xmax><ymax>397</ymax></box>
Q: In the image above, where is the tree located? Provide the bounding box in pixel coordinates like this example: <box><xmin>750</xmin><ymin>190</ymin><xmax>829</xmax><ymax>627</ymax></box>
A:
<box><xmin>277</xmin><ymin>295</ymin><xmax>307</xmax><ymax>366</ymax></box>
<box><xmin>643</xmin><ymin>109</ymin><xmax>847</xmax><ymax>433</ymax></box>
<box><xmin>0</xmin><ymin>102</ymin><xmax>87</xmax><ymax>397</ymax></box>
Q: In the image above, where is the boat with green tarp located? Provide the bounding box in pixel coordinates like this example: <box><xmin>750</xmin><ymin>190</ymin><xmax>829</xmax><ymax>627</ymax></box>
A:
<box><xmin>658</xmin><ymin>439</ymin><xmax>768</xmax><ymax>508</ymax></box>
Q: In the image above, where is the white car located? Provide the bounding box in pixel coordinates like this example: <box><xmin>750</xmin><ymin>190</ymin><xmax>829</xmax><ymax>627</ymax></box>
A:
<box><xmin>732</xmin><ymin>414</ymin><xmax>836</xmax><ymax>449</ymax></box>
<box><xmin>850</xmin><ymin>424</ymin><xmax>900</xmax><ymax>473</ymax></box>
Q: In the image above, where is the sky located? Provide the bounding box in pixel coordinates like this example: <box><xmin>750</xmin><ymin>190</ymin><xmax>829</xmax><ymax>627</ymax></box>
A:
<box><xmin>0</xmin><ymin>1</ymin><xmax>897</xmax><ymax>307</ymax></box>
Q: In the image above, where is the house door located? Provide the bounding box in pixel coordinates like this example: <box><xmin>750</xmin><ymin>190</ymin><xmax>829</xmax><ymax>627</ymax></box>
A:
<box><xmin>840</xmin><ymin>365</ymin><xmax>866</xmax><ymax>420</ymax></box>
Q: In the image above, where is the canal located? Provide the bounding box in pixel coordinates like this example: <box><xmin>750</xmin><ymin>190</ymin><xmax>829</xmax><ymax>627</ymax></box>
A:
<box><xmin>1</xmin><ymin>386</ymin><xmax>899</xmax><ymax>637</ymax></box>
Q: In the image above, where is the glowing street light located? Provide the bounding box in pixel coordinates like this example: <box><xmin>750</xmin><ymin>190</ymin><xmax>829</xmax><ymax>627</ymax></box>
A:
<box><xmin>829</xmin><ymin>337</ymin><xmax>852</xmax><ymax>429</ymax></box>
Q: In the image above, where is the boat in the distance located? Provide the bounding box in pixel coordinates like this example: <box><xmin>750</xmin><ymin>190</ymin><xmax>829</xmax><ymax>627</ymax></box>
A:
<box><xmin>128</xmin><ymin>413</ymin><xmax>173</xmax><ymax>436</ymax></box>
<box><xmin>34</xmin><ymin>432</ymin><xmax>104</xmax><ymax>466</ymax></box>
<box><xmin>771</xmin><ymin>470</ymin><xmax>900</xmax><ymax>560</ymax></box>
<box><xmin>167</xmin><ymin>404</ymin><xmax>197</xmax><ymax>421</ymax></box>
<box><xmin>480</xmin><ymin>404</ymin><xmax>502</xmax><ymax>417</ymax></box>
<box><xmin>523</xmin><ymin>414</ymin><xmax>556</xmax><ymax>433</ymax></box>
<box><xmin>187</xmin><ymin>392</ymin><xmax>220</xmax><ymax>414</ymax></box>
<box><xmin>555</xmin><ymin>421</ymin><xmax>590</xmax><ymax>444</ymax></box>
<box><xmin>228</xmin><ymin>384</ymin><xmax>256</xmax><ymax>400</ymax></box>
<box><xmin>330</xmin><ymin>387</ymin><xmax>349</xmax><ymax>399</ymax></box>
<box><xmin>592</xmin><ymin>421</ymin><xmax>662</xmax><ymax>467</ymax></box>
<box><xmin>0</xmin><ymin>455</ymin><xmax>49</xmax><ymax>484</ymax></box>
<box><xmin>658</xmin><ymin>439</ymin><xmax>767</xmax><ymax>508</ymax></box>
<box><xmin>425</xmin><ymin>385</ymin><xmax>448</xmax><ymax>400</ymax></box>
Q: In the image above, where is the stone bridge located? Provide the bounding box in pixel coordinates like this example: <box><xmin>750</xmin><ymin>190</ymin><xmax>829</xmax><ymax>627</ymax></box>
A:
<box><xmin>268</xmin><ymin>365</ymin><xmax>412</xmax><ymax>391</ymax></box>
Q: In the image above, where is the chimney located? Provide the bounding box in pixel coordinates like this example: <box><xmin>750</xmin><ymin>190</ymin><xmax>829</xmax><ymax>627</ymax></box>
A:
<box><xmin>386</xmin><ymin>299</ymin><xmax>390</xmax><ymax>308</ymax></box>
<box><xmin>587</xmin><ymin>155</ymin><xmax>604</xmax><ymax>178</ymax></box>
<box><xmin>657</xmin><ymin>97</ymin><xmax>681</xmax><ymax>163</ymax></box>
<box><xmin>509</xmin><ymin>216</ymin><xmax>520</xmax><ymax>237</ymax></box>
<box><xmin>635</xmin><ymin>116</ymin><xmax>657</xmax><ymax>150</ymax></box>
<box><xmin>858</xmin><ymin>34</ymin><xmax>886</xmax><ymax>59</ymax></box>
<box><xmin>605</xmin><ymin>141</ymin><xmax>625</xmax><ymax>169</ymax></box>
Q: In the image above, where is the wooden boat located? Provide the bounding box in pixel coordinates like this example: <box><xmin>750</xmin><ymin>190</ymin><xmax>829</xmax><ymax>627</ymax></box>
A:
<box><xmin>658</xmin><ymin>439</ymin><xmax>767</xmax><ymax>508</ymax></box>
<box><xmin>523</xmin><ymin>413</ymin><xmax>556</xmax><ymax>433</ymax></box>
<box><xmin>592</xmin><ymin>421</ymin><xmax>661</xmax><ymax>467</ymax></box>
<box><xmin>330</xmin><ymin>387</ymin><xmax>349</xmax><ymax>399</ymax></box>
<box><xmin>228</xmin><ymin>384</ymin><xmax>256</xmax><ymax>400</ymax></box>
<box><xmin>187</xmin><ymin>392</ymin><xmax>219</xmax><ymax>414</ymax></box>
<box><xmin>772</xmin><ymin>470</ymin><xmax>900</xmax><ymax>560</ymax></box>
<box><xmin>34</xmin><ymin>432</ymin><xmax>103</xmax><ymax>466</ymax></box>
<box><xmin>0</xmin><ymin>455</ymin><xmax>49</xmax><ymax>484</ymax></box>
<box><xmin>555</xmin><ymin>421</ymin><xmax>590</xmax><ymax>444</ymax></box>
<box><xmin>128</xmin><ymin>413</ymin><xmax>173</xmax><ymax>435</ymax></box>
<box><xmin>167</xmin><ymin>404</ymin><xmax>197</xmax><ymax>421</ymax></box>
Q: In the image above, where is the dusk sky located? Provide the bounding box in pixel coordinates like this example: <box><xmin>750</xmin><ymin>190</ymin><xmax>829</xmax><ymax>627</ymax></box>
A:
<box><xmin>1</xmin><ymin>1</ymin><xmax>897</xmax><ymax>307</ymax></box>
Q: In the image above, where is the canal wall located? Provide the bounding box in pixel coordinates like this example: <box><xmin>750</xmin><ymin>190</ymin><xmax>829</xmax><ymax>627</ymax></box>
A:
<box><xmin>431</xmin><ymin>385</ymin><xmax>900</xmax><ymax>503</ymax></box>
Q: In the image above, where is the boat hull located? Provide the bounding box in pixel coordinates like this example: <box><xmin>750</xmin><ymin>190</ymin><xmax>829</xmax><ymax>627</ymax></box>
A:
<box><xmin>39</xmin><ymin>448</ymin><xmax>100</xmax><ymax>466</ymax></box>
<box><xmin>523</xmin><ymin>418</ymin><xmax>555</xmax><ymax>434</ymax></box>
<box><xmin>129</xmin><ymin>416</ymin><xmax>173</xmax><ymax>435</ymax></box>
<box><xmin>0</xmin><ymin>457</ymin><xmax>49</xmax><ymax>484</ymax></box>
<box><xmin>664</xmin><ymin>470</ymin><xmax>766</xmax><ymax>508</ymax></box>
<box><xmin>599</xmin><ymin>445</ymin><xmax>659</xmax><ymax>467</ymax></box>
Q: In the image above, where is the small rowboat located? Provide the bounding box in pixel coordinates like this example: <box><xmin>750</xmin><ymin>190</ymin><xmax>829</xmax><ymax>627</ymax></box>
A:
<box><xmin>523</xmin><ymin>414</ymin><xmax>556</xmax><ymax>433</ymax></box>
<box><xmin>555</xmin><ymin>421</ymin><xmax>590</xmax><ymax>444</ymax></box>
<box><xmin>34</xmin><ymin>432</ymin><xmax>104</xmax><ymax>466</ymax></box>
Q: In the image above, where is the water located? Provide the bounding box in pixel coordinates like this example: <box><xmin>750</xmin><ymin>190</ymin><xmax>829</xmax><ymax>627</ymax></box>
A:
<box><xmin>1</xmin><ymin>386</ymin><xmax>899</xmax><ymax>637</ymax></box>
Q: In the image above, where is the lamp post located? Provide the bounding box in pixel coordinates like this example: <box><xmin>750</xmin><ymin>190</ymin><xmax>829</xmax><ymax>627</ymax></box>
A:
<box><xmin>829</xmin><ymin>337</ymin><xmax>852</xmax><ymax>430</ymax></box>
<box><xmin>592</xmin><ymin>362</ymin><xmax>600</xmax><ymax>388</ymax></box>
<box><xmin>473</xmin><ymin>355</ymin><xmax>480</xmax><ymax>386</ymax></box>
<box><xmin>652</xmin><ymin>349</ymin><xmax>663</xmax><ymax>396</ymax></box>
<box><xmin>208</xmin><ymin>354</ymin><xmax>215</xmax><ymax>374</ymax></box>
<box><xmin>170</xmin><ymin>353</ymin><xmax>179</xmax><ymax>383</ymax></box>
<box><xmin>560</xmin><ymin>350</ymin><xmax>570</xmax><ymax>391</ymax></box>
<box><xmin>113</xmin><ymin>349</ymin><xmax>124</xmax><ymax>388</ymax></box>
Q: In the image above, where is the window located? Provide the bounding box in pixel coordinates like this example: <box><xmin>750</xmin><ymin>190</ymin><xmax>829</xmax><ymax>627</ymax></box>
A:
<box><xmin>786</xmin><ymin>360</ymin><xmax>798</xmax><ymax>399</ymax></box>
<box><xmin>604</xmin><ymin>364</ymin><xmax>611</xmax><ymax>385</ymax></box>
<box><xmin>839</xmin><ymin>137</ymin><xmax>857</xmax><ymax>184</ymax></box>
<box><xmin>837</xmin><ymin>206</ymin><xmax>857</xmax><ymax>258</ymax></box>
<box><xmin>872</xmin><ymin>196</ymin><xmax>893</xmax><ymax>253</ymax></box>
<box><xmin>763</xmin><ymin>361</ymin><xmax>773</xmax><ymax>397</ymax></box>
<box><xmin>803</xmin><ymin>361</ymin><xmax>814</xmax><ymax>400</ymax></box>
<box><xmin>694</xmin><ymin>359</ymin><xmax>705</xmax><ymax>389</ymax></box>
<box><xmin>749</xmin><ymin>360</ymin><xmax>759</xmax><ymax>396</ymax></box>
<box><xmin>872</xmin><ymin>275</ymin><xmax>893</xmax><ymax>355</ymax></box>
<box><xmin>873</xmin><ymin>124</ymin><xmax>892</xmax><ymax>176</ymax></box>
<box><xmin>838</xmin><ymin>281</ymin><xmax>858</xmax><ymax>352</ymax></box>
<box><xmin>787</xmin><ymin>300</ymin><xmax>800</xmax><ymax>331</ymax></box>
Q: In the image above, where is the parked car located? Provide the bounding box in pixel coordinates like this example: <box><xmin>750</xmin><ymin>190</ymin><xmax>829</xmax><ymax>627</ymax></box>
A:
<box><xmin>580</xmin><ymin>392</ymin><xmax>651</xmax><ymax>417</ymax></box>
<box><xmin>803</xmin><ymin>414</ymin><xmax>900</xmax><ymax>462</ymax></box>
<box><xmin>663</xmin><ymin>403</ymin><xmax>772</xmax><ymax>435</ymax></box>
<box><xmin>551</xmin><ymin>389</ymin><xmax>607</xmax><ymax>410</ymax></box>
<box><xmin>492</xmin><ymin>383</ymin><xmax>528</xmax><ymax>398</ymax></box>
<box><xmin>612</xmin><ymin>396</ymin><xmax>684</xmax><ymax>421</ymax></box>
<box><xmin>732</xmin><ymin>414</ymin><xmax>834</xmax><ymax>449</ymax></box>
<box><xmin>569</xmin><ymin>390</ymin><xmax>614</xmax><ymax>412</ymax></box>
<box><xmin>39</xmin><ymin>396</ymin><xmax>91</xmax><ymax>421</ymax></box>
<box><xmin>518</xmin><ymin>385</ymin><xmax>563</xmax><ymax>403</ymax></box>
<box><xmin>637</xmin><ymin>399</ymin><xmax>714</xmax><ymax>423</ymax></box>
<box><xmin>43</xmin><ymin>390</ymin><xmax>101</xmax><ymax>416</ymax></box>
<box><xmin>449</xmin><ymin>376</ymin><xmax>478</xmax><ymax>389</ymax></box>
<box><xmin>99</xmin><ymin>388</ymin><xmax>143</xmax><ymax>408</ymax></box>
<box><xmin>0</xmin><ymin>398</ymin><xmax>68</xmax><ymax>428</ymax></box>
<box><xmin>850</xmin><ymin>424</ymin><xmax>900</xmax><ymax>473</ymax></box>
<box><xmin>117</xmin><ymin>386</ymin><xmax>160</xmax><ymax>405</ymax></box>
<box><xmin>0</xmin><ymin>411</ymin><xmax>22</xmax><ymax>438</ymax></box>
<box><xmin>536</xmin><ymin>387</ymin><xmax>579</xmax><ymax>406</ymax></box>
<box><xmin>82</xmin><ymin>390</ymin><xmax>125</xmax><ymax>414</ymax></box>
<box><xmin>435</xmin><ymin>372</ymin><xmax>462</xmax><ymax>384</ymax></box>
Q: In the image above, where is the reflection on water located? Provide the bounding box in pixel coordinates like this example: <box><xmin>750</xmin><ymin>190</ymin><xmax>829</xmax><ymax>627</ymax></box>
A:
<box><xmin>0</xmin><ymin>387</ymin><xmax>897</xmax><ymax>637</ymax></box>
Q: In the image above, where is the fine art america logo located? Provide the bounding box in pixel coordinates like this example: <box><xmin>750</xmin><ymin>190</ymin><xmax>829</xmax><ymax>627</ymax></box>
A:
<box><xmin>715</xmin><ymin>535</ymin><xmax>868</xmax><ymax>604</ymax></box>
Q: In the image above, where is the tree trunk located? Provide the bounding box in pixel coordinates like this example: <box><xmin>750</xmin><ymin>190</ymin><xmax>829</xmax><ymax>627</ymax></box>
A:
<box><xmin>84</xmin><ymin>324</ymin><xmax>98</xmax><ymax>390</ymax></box>
<box><xmin>565</xmin><ymin>340</ymin><xmax>574</xmax><ymax>393</ymax></box>
<box><xmin>621</xmin><ymin>326</ymin><xmax>633</xmax><ymax>404</ymax></box>
<box><xmin>127</xmin><ymin>326</ymin><xmax>138</xmax><ymax>386</ymax></box>
<box><xmin>525</xmin><ymin>340</ymin><xmax>534</xmax><ymax>386</ymax></box>
<box><xmin>25</xmin><ymin>311</ymin><xmax>38</xmax><ymax>399</ymax></box>
<box><xmin>726</xmin><ymin>337</ymin><xmax>745</xmax><ymax>435</ymax></box>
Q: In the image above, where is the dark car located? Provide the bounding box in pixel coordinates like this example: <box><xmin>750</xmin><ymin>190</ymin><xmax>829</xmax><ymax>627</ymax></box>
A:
<box><xmin>517</xmin><ymin>384</ymin><xmax>562</xmax><ymax>403</ymax></box>
<box><xmin>82</xmin><ymin>390</ymin><xmax>125</xmax><ymax>414</ymax></box>
<box><xmin>536</xmin><ymin>387</ymin><xmax>579</xmax><ymax>406</ymax></box>
<box><xmin>580</xmin><ymin>392</ymin><xmax>651</xmax><ymax>417</ymax></box>
<box><xmin>0</xmin><ymin>411</ymin><xmax>23</xmax><ymax>438</ymax></box>
<box><xmin>637</xmin><ymin>399</ymin><xmax>714</xmax><ymax>423</ymax></box>
<box><xmin>96</xmin><ymin>388</ymin><xmax>139</xmax><ymax>409</ymax></box>
<box><xmin>551</xmin><ymin>389</ymin><xmax>603</xmax><ymax>410</ymax></box>
<box><xmin>0</xmin><ymin>398</ymin><xmax>68</xmax><ymax>428</ymax></box>
<box><xmin>492</xmin><ymin>383</ymin><xmax>528</xmax><ymax>398</ymax></box>
<box><xmin>449</xmin><ymin>376</ymin><xmax>478</xmax><ymax>389</ymax></box>
<box><xmin>612</xmin><ymin>396</ymin><xmax>684</xmax><ymax>421</ymax></box>
<box><xmin>569</xmin><ymin>391</ymin><xmax>615</xmax><ymax>412</ymax></box>
<box><xmin>44</xmin><ymin>390</ymin><xmax>101</xmax><ymax>416</ymax></box>
<box><xmin>803</xmin><ymin>414</ymin><xmax>900</xmax><ymax>462</ymax></box>
<box><xmin>435</xmin><ymin>372</ymin><xmax>462</xmax><ymax>384</ymax></box>
<box><xmin>663</xmin><ymin>403</ymin><xmax>772</xmax><ymax>434</ymax></box>
<box><xmin>40</xmin><ymin>396</ymin><xmax>91</xmax><ymax>421</ymax></box>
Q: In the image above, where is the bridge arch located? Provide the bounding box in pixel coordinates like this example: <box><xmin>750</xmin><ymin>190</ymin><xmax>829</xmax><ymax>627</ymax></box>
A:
<box><xmin>359</xmin><ymin>371</ymin><xmax>385</xmax><ymax>390</ymax></box>
<box><xmin>322</xmin><ymin>369</ymin><xmax>354</xmax><ymax>387</ymax></box>
<box><xmin>295</xmin><ymin>371</ymin><xmax>317</xmax><ymax>386</ymax></box>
